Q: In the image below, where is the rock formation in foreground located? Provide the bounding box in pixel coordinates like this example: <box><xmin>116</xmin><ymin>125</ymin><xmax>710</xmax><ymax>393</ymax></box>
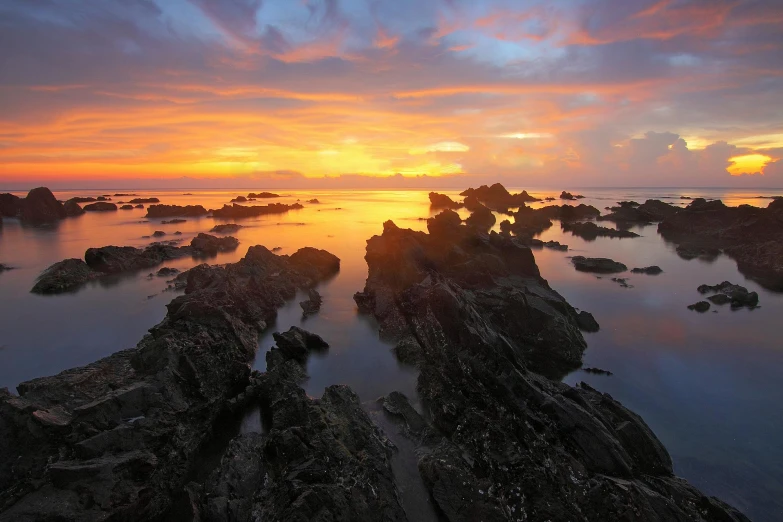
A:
<box><xmin>1</xmin><ymin>246</ymin><xmax>341</xmax><ymax>521</ymax></box>
<box><xmin>356</xmin><ymin>210</ymin><xmax>749</xmax><ymax>521</ymax></box>
<box><xmin>459</xmin><ymin>183</ymin><xmax>540</xmax><ymax>210</ymax></box>
<box><xmin>659</xmin><ymin>198</ymin><xmax>783</xmax><ymax>290</ymax></box>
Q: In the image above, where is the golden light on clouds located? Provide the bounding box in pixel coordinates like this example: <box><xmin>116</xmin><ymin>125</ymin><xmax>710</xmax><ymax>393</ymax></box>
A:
<box><xmin>728</xmin><ymin>154</ymin><xmax>772</xmax><ymax>176</ymax></box>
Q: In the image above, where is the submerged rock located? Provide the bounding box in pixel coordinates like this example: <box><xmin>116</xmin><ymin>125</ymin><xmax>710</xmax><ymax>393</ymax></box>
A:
<box><xmin>247</xmin><ymin>192</ymin><xmax>280</xmax><ymax>198</ymax></box>
<box><xmin>83</xmin><ymin>202</ymin><xmax>118</xmax><ymax>212</ymax></box>
<box><xmin>675</xmin><ymin>244</ymin><xmax>721</xmax><ymax>261</ymax></box>
<box><xmin>152</xmin><ymin>230</ymin><xmax>166</xmax><ymax>237</ymax></box>
<box><xmin>0</xmin><ymin>264</ymin><xmax>14</xmax><ymax>272</ymax></box>
<box><xmin>210</xmin><ymin>223</ymin><xmax>243</xmax><ymax>234</ymax></box>
<box><xmin>561</xmin><ymin>221</ymin><xmax>640</xmax><ymax>240</ymax></box>
<box><xmin>688</xmin><ymin>301</ymin><xmax>711</xmax><ymax>313</ymax></box>
<box><xmin>210</xmin><ymin>203</ymin><xmax>303</xmax><ymax>220</ymax></box>
<box><xmin>583</xmin><ymin>367</ymin><xmax>613</xmax><ymax>376</ymax></box>
<box><xmin>156</xmin><ymin>267</ymin><xmax>180</xmax><ymax>277</ymax></box>
<box><xmin>600</xmin><ymin>199</ymin><xmax>681</xmax><ymax>224</ymax></box>
<box><xmin>161</xmin><ymin>218</ymin><xmax>186</xmax><ymax>224</ymax></box>
<box><xmin>31</xmin><ymin>259</ymin><xmax>100</xmax><ymax>294</ymax></box>
<box><xmin>631</xmin><ymin>265</ymin><xmax>663</xmax><ymax>275</ymax></box>
<box><xmin>697</xmin><ymin>281</ymin><xmax>759</xmax><ymax>309</ymax></box>
<box><xmin>307</xmin><ymin>198</ymin><xmax>320</xmax><ymax>204</ymax></box>
<box><xmin>571</xmin><ymin>256</ymin><xmax>628</xmax><ymax>274</ymax></box>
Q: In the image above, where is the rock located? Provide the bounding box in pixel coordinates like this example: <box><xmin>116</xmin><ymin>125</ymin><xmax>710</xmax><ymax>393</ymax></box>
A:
<box><xmin>83</xmin><ymin>202</ymin><xmax>118</xmax><ymax>212</ymax></box>
<box><xmin>210</xmin><ymin>224</ymin><xmax>243</xmax><ymax>234</ymax></box>
<box><xmin>499</xmin><ymin>206</ymin><xmax>553</xmax><ymax>239</ymax></box>
<box><xmin>560</xmin><ymin>190</ymin><xmax>584</xmax><ymax>200</ymax></box>
<box><xmin>463</xmin><ymin>197</ymin><xmax>496</xmax><ymax>231</ymax></box>
<box><xmin>156</xmin><ymin>267</ymin><xmax>180</xmax><ymax>277</ymax></box>
<box><xmin>31</xmin><ymin>259</ymin><xmax>100</xmax><ymax>294</ymax></box>
<box><xmin>611</xmin><ymin>277</ymin><xmax>633</xmax><ymax>288</ymax></box>
<box><xmin>161</xmin><ymin>219</ymin><xmax>186</xmax><ymax>224</ymax></box>
<box><xmin>307</xmin><ymin>198</ymin><xmax>320</xmax><ymax>204</ymax></box>
<box><xmin>675</xmin><ymin>244</ymin><xmax>720</xmax><ymax>261</ymax></box>
<box><xmin>119</xmin><ymin>204</ymin><xmax>134</xmax><ymax>210</ymax></box>
<box><xmin>210</xmin><ymin>203</ymin><xmax>303</xmax><ymax>220</ymax></box>
<box><xmin>134</xmin><ymin>204</ymin><xmax>144</xmax><ymax>209</ymax></box>
<box><xmin>152</xmin><ymin>231</ymin><xmax>166</xmax><ymax>237</ymax></box>
<box><xmin>271</xmin><ymin>326</ymin><xmax>329</xmax><ymax>363</ymax></box>
<box><xmin>583</xmin><ymin>367</ymin><xmax>613</xmax><ymax>376</ymax></box>
<box><xmin>600</xmin><ymin>199</ymin><xmax>681</xmax><ymax>224</ymax></box>
<box><xmin>631</xmin><ymin>266</ymin><xmax>663</xmax><ymax>275</ymax></box>
<box><xmin>577</xmin><ymin>311</ymin><xmax>600</xmax><ymax>332</ymax></box>
<box><xmin>355</xmin><ymin>220</ymin><xmax>748</xmax><ymax>522</ymax></box>
<box><xmin>230</xmin><ymin>196</ymin><xmax>247</xmax><ymax>203</ymax></box>
<box><xmin>247</xmin><ymin>192</ymin><xmax>280</xmax><ymax>198</ymax></box>
<box><xmin>539</xmin><ymin>203</ymin><xmax>601</xmax><ymax>221</ymax></box>
<box><xmin>697</xmin><ymin>281</ymin><xmax>759</xmax><ymax>309</ymax></box>
<box><xmin>688</xmin><ymin>301</ymin><xmax>711</xmax><ymax>313</ymax></box>
<box><xmin>561</xmin><ymin>221</ymin><xmax>639</xmax><ymax>240</ymax></box>
<box><xmin>20</xmin><ymin>187</ymin><xmax>67</xmax><ymax>224</ymax></box>
<box><xmin>85</xmin><ymin>244</ymin><xmax>187</xmax><ymax>274</ymax></box>
<box><xmin>429</xmin><ymin>192</ymin><xmax>461</xmax><ymax>209</ymax></box>
<box><xmin>128</xmin><ymin>198</ymin><xmax>160</xmax><ymax>204</ymax></box>
<box><xmin>173</xmin><ymin>231</ymin><xmax>182</xmax><ymax>235</ymax></box>
<box><xmin>96</xmin><ymin>196</ymin><xmax>111</xmax><ymax>201</ymax></box>
<box><xmin>659</xmin><ymin>198</ymin><xmax>783</xmax><ymax>290</ymax></box>
<box><xmin>299</xmin><ymin>288</ymin><xmax>322</xmax><ymax>318</ymax></box>
<box><xmin>571</xmin><ymin>256</ymin><xmax>628</xmax><ymax>274</ymax></box>
<box><xmin>190</xmin><ymin>233</ymin><xmax>239</xmax><ymax>256</ymax></box>
<box><xmin>62</xmin><ymin>199</ymin><xmax>85</xmax><ymax>217</ymax></box>
<box><xmin>146</xmin><ymin>204</ymin><xmax>208</xmax><ymax>218</ymax></box>
<box><xmin>3</xmin><ymin>247</ymin><xmax>342</xmax><ymax>521</ymax></box>
<box><xmin>69</xmin><ymin>197</ymin><xmax>97</xmax><ymax>203</ymax></box>
<box><xmin>114</xmin><ymin>193</ymin><xmax>137</xmax><ymax>197</ymax></box>
<box><xmin>0</xmin><ymin>264</ymin><xmax>14</xmax><ymax>272</ymax></box>
<box><xmin>459</xmin><ymin>183</ymin><xmax>540</xmax><ymax>209</ymax></box>
<box><xmin>0</xmin><ymin>193</ymin><xmax>22</xmax><ymax>217</ymax></box>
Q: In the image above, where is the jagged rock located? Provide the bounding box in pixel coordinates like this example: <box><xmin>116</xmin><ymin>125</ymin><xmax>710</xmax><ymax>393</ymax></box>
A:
<box><xmin>560</xmin><ymin>191</ymin><xmax>585</xmax><ymax>200</ymax></box>
<box><xmin>210</xmin><ymin>224</ymin><xmax>243</xmax><ymax>234</ymax></box>
<box><xmin>577</xmin><ymin>310</ymin><xmax>600</xmax><ymax>332</ymax></box>
<box><xmin>247</xmin><ymin>192</ymin><xmax>279</xmax><ymax>198</ymax></box>
<box><xmin>96</xmin><ymin>196</ymin><xmax>111</xmax><ymax>201</ymax></box>
<box><xmin>83</xmin><ymin>202</ymin><xmax>118</xmax><ymax>212</ymax></box>
<box><xmin>561</xmin><ymin>221</ymin><xmax>640</xmax><ymax>240</ymax></box>
<box><xmin>464</xmin><ymin>199</ymin><xmax>496</xmax><ymax>231</ymax></box>
<box><xmin>230</xmin><ymin>196</ymin><xmax>247</xmax><ymax>203</ymax></box>
<box><xmin>2</xmin><ymin>247</ymin><xmax>341</xmax><ymax>521</ymax></box>
<box><xmin>697</xmin><ymin>281</ymin><xmax>759</xmax><ymax>309</ymax></box>
<box><xmin>499</xmin><ymin>206</ymin><xmax>553</xmax><ymax>239</ymax></box>
<box><xmin>429</xmin><ymin>192</ymin><xmax>461</xmax><ymax>209</ymax></box>
<box><xmin>0</xmin><ymin>193</ymin><xmax>22</xmax><ymax>218</ymax></box>
<box><xmin>210</xmin><ymin>203</ymin><xmax>303</xmax><ymax>220</ymax></box>
<box><xmin>611</xmin><ymin>277</ymin><xmax>633</xmax><ymax>288</ymax></box>
<box><xmin>307</xmin><ymin>198</ymin><xmax>320</xmax><ymax>204</ymax></box>
<box><xmin>659</xmin><ymin>198</ymin><xmax>783</xmax><ymax>290</ymax></box>
<box><xmin>64</xmin><ymin>199</ymin><xmax>86</xmax><ymax>216</ymax></box>
<box><xmin>688</xmin><ymin>301</ymin><xmax>711</xmax><ymax>313</ymax></box>
<box><xmin>583</xmin><ymin>367</ymin><xmax>613</xmax><ymax>376</ymax></box>
<box><xmin>19</xmin><ymin>187</ymin><xmax>67</xmax><ymax>224</ymax></box>
<box><xmin>600</xmin><ymin>199</ymin><xmax>681</xmax><ymax>224</ymax></box>
<box><xmin>299</xmin><ymin>288</ymin><xmax>322</xmax><ymax>318</ymax></box>
<box><xmin>271</xmin><ymin>326</ymin><xmax>329</xmax><ymax>364</ymax></box>
<box><xmin>31</xmin><ymin>259</ymin><xmax>100</xmax><ymax>294</ymax></box>
<box><xmin>460</xmin><ymin>183</ymin><xmax>540</xmax><ymax>209</ymax></box>
<box><xmin>128</xmin><ymin>198</ymin><xmax>160</xmax><ymax>204</ymax></box>
<box><xmin>190</xmin><ymin>234</ymin><xmax>239</xmax><ymax>256</ymax></box>
<box><xmin>156</xmin><ymin>267</ymin><xmax>180</xmax><ymax>277</ymax></box>
<box><xmin>134</xmin><ymin>204</ymin><xmax>144</xmax><ymax>209</ymax></box>
<box><xmin>571</xmin><ymin>256</ymin><xmax>628</xmax><ymax>274</ymax></box>
<box><xmin>146</xmin><ymin>204</ymin><xmax>208</xmax><ymax>218</ymax></box>
<box><xmin>286</xmin><ymin>247</ymin><xmax>340</xmax><ymax>281</ymax></box>
<box><xmin>631</xmin><ymin>266</ymin><xmax>663</xmax><ymax>275</ymax></box>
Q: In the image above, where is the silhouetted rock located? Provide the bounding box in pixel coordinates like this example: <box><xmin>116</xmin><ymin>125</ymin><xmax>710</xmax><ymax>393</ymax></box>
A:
<box><xmin>134</xmin><ymin>204</ymin><xmax>144</xmax><ymax>209</ymax></box>
<box><xmin>31</xmin><ymin>259</ymin><xmax>100</xmax><ymax>294</ymax></box>
<box><xmin>697</xmin><ymin>281</ymin><xmax>759</xmax><ymax>309</ymax></box>
<box><xmin>210</xmin><ymin>223</ymin><xmax>243</xmax><ymax>234</ymax></box>
<box><xmin>114</xmin><ymin>193</ymin><xmax>137</xmax><ymax>197</ymax></box>
<box><xmin>428</xmin><ymin>192</ymin><xmax>461</xmax><ymax>209</ymax></box>
<box><xmin>247</xmin><ymin>192</ymin><xmax>280</xmax><ymax>198</ymax></box>
<box><xmin>307</xmin><ymin>198</ymin><xmax>320</xmax><ymax>204</ymax></box>
<box><xmin>128</xmin><ymin>198</ymin><xmax>160</xmax><ymax>204</ymax></box>
<box><xmin>675</xmin><ymin>244</ymin><xmax>721</xmax><ymax>261</ymax></box>
<box><xmin>20</xmin><ymin>187</ymin><xmax>67</xmax><ymax>224</ymax></box>
<box><xmin>210</xmin><ymin>203</ymin><xmax>303</xmax><ymax>220</ymax></box>
<box><xmin>63</xmin><ymin>199</ymin><xmax>86</xmax><ymax>216</ymax></box>
<box><xmin>688</xmin><ymin>301</ymin><xmax>711</xmax><ymax>313</ymax></box>
<box><xmin>659</xmin><ymin>198</ymin><xmax>783</xmax><ymax>290</ymax></box>
<box><xmin>631</xmin><ymin>266</ymin><xmax>663</xmax><ymax>275</ymax></box>
<box><xmin>96</xmin><ymin>196</ymin><xmax>111</xmax><ymax>201</ymax></box>
<box><xmin>299</xmin><ymin>288</ymin><xmax>322</xmax><ymax>318</ymax></box>
<box><xmin>499</xmin><ymin>206</ymin><xmax>553</xmax><ymax>239</ymax></box>
<box><xmin>147</xmin><ymin>204</ymin><xmax>208</xmax><ymax>218</ymax></box>
<box><xmin>571</xmin><ymin>256</ymin><xmax>628</xmax><ymax>273</ymax></box>
<box><xmin>561</xmin><ymin>221</ymin><xmax>640</xmax><ymax>240</ymax></box>
<box><xmin>463</xmin><ymin>196</ymin><xmax>496</xmax><ymax>230</ymax></box>
<box><xmin>69</xmin><ymin>197</ymin><xmax>97</xmax><ymax>203</ymax></box>
<box><xmin>119</xmin><ymin>204</ymin><xmax>134</xmax><ymax>210</ymax></box>
<box><xmin>156</xmin><ymin>267</ymin><xmax>180</xmax><ymax>277</ymax></box>
<box><xmin>0</xmin><ymin>193</ymin><xmax>22</xmax><ymax>217</ymax></box>
<box><xmin>539</xmin><ymin>203</ymin><xmax>601</xmax><ymax>221</ymax></box>
<box><xmin>600</xmin><ymin>199</ymin><xmax>681</xmax><ymax>225</ymax></box>
<box><xmin>152</xmin><ymin>231</ymin><xmax>166</xmax><ymax>237</ymax></box>
<box><xmin>83</xmin><ymin>202</ymin><xmax>118</xmax><ymax>212</ymax></box>
<box><xmin>460</xmin><ymin>183</ymin><xmax>540</xmax><ymax>209</ymax></box>
<box><xmin>612</xmin><ymin>277</ymin><xmax>633</xmax><ymax>288</ymax></box>
<box><xmin>0</xmin><ymin>264</ymin><xmax>15</xmax><ymax>272</ymax></box>
<box><xmin>190</xmin><ymin>233</ymin><xmax>239</xmax><ymax>256</ymax></box>
<box><xmin>583</xmin><ymin>367</ymin><xmax>613</xmax><ymax>376</ymax></box>
<box><xmin>230</xmin><ymin>196</ymin><xmax>247</xmax><ymax>203</ymax></box>
<box><xmin>577</xmin><ymin>310</ymin><xmax>600</xmax><ymax>332</ymax></box>
<box><xmin>560</xmin><ymin>191</ymin><xmax>584</xmax><ymax>200</ymax></box>
<box><xmin>287</xmin><ymin>247</ymin><xmax>340</xmax><ymax>280</ymax></box>
<box><xmin>161</xmin><ymin>219</ymin><xmax>186</xmax><ymax>224</ymax></box>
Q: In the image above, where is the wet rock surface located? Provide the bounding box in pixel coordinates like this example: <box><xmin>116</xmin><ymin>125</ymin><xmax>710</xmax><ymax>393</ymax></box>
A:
<box><xmin>460</xmin><ymin>183</ymin><xmax>540</xmax><ymax>210</ymax></box>
<box><xmin>697</xmin><ymin>281</ymin><xmax>759</xmax><ymax>309</ymax></box>
<box><xmin>2</xmin><ymin>246</ymin><xmax>342</xmax><ymax>521</ymax></box>
<box><xmin>659</xmin><ymin>198</ymin><xmax>783</xmax><ymax>290</ymax></box>
<box><xmin>356</xmin><ymin>211</ymin><xmax>748</xmax><ymax>522</ymax></box>
<box><xmin>571</xmin><ymin>256</ymin><xmax>628</xmax><ymax>274</ymax></box>
<box><xmin>561</xmin><ymin>221</ymin><xmax>640</xmax><ymax>240</ymax></box>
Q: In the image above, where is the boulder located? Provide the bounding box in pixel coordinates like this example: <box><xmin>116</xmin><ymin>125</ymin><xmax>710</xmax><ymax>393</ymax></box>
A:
<box><xmin>429</xmin><ymin>192</ymin><xmax>461</xmax><ymax>209</ymax></box>
<box><xmin>577</xmin><ymin>310</ymin><xmax>600</xmax><ymax>332</ymax></box>
<box><xmin>560</xmin><ymin>191</ymin><xmax>585</xmax><ymax>200</ymax></box>
<box><xmin>687</xmin><ymin>301</ymin><xmax>711</xmax><ymax>313</ymax></box>
<box><xmin>0</xmin><ymin>193</ymin><xmax>22</xmax><ymax>217</ymax></box>
<box><xmin>31</xmin><ymin>259</ymin><xmax>100</xmax><ymax>294</ymax></box>
<box><xmin>128</xmin><ymin>198</ymin><xmax>160</xmax><ymax>204</ymax></box>
<box><xmin>190</xmin><ymin>233</ymin><xmax>239</xmax><ymax>256</ymax></box>
<box><xmin>697</xmin><ymin>281</ymin><xmax>759</xmax><ymax>309</ymax></box>
<box><xmin>209</xmin><ymin>203</ymin><xmax>303</xmax><ymax>220</ymax></box>
<box><xmin>299</xmin><ymin>288</ymin><xmax>323</xmax><ymax>318</ymax></box>
<box><xmin>83</xmin><ymin>202</ymin><xmax>118</xmax><ymax>212</ymax></box>
<box><xmin>561</xmin><ymin>221</ymin><xmax>639</xmax><ymax>240</ymax></box>
<box><xmin>20</xmin><ymin>187</ymin><xmax>67</xmax><ymax>224</ymax></box>
<box><xmin>119</xmin><ymin>204</ymin><xmax>134</xmax><ymax>210</ymax></box>
<box><xmin>631</xmin><ymin>266</ymin><xmax>663</xmax><ymax>275</ymax></box>
<box><xmin>210</xmin><ymin>224</ymin><xmax>243</xmax><ymax>234</ymax></box>
<box><xmin>64</xmin><ymin>199</ymin><xmax>86</xmax><ymax>216</ymax></box>
<box><xmin>146</xmin><ymin>204</ymin><xmax>208</xmax><ymax>218</ymax></box>
<box><xmin>571</xmin><ymin>256</ymin><xmax>628</xmax><ymax>274</ymax></box>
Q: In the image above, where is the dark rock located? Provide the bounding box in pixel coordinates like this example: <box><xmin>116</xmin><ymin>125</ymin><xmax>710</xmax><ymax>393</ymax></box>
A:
<box><xmin>577</xmin><ymin>311</ymin><xmax>600</xmax><ymax>332</ymax></box>
<box><xmin>539</xmin><ymin>203</ymin><xmax>601</xmax><ymax>222</ymax></box>
<box><xmin>96</xmin><ymin>196</ymin><xmax>111</xmax><ymax>201</ymax></box>
<box><xmin>0</xmin><ymin>264</ymin><xmax>14</xmax><ymax>272</ymax></box>
<box><xmin>161</xmin><ymin>219</ymin><xmax>186</xmax><ymax>224</ymax></box>
<box><xmin>560</xmin><ymin>190</ymin><xmax>585</xmax><ymax>200</ymax></box>
<box><xmin>429</xmin><ymin>192</ymin><xmax>461</xmax><ymax>209</ymax></box>
<box><xmin>697</xmin><ymin>281</ymin><xmax>759</xmax><ymax>309</ymax></box>
<box><xmin>571</xmin><ymin>256</ymin><xmax>628</xmax><ymax>274</ymax></box>
<box><xmin>190</xmin><ymin>233</ymin><xmax>239</xmax><ymax>256</ymax></box>
<box><xmin>307</xmin><ymin>198</ymin><xmax>320</xmax><ymax>204</ymax></box>
<box><xmin>114</xmin><ymin>193</ymin><xmax>137</xmax><ymax>197</ymax></box>
<box><xmin>69</xmin><ymin>197</ymin><xmax>97</xmax><ymax>203</ymax></box>
<box><xmin>463</xmin><ymin>197</ymin><xmax>496</xmax><ymax>231</ymax></box>
<box><xmin>119</xmin><ymin>204</ymin><xmax>134</xmax><ymax>210</ymax></box>
<box><xmin>675</xmin><ymin>244</ymin><xmax>721</xmax><ymax>261</ymax></box>
<box><xmin>134</xmin><ymin>204</ymin><xmax>144</xmax><ymax>209</ymax></box>
<box><xmin>210</xmin><ymin>203</ymin><xmax>303</xmax><ymax>220</ymax></box>
<box><xmin>210</xmin><ymin>224</ymin><xmax>243</xmax><ymax>234</ymax></box>
<box><xmin>600</xmin><ymin>199</ymin><xmax>681</xmax><ymax>225</ymax></box>
<box><xmin>561</xmin><ymin>221</ymin><xmax>639</xmax><ymax>240</ymax></box>
<box><xmin>20</xmin><ymin>187</ymin><xmax>67</xmax><ymax>224</ymax></box>
<box><xmin>631</xmin><ymin>266</ymin><xmax>663</xmax><ymax>275</ymax></box>
<box><xmin>31</xmin><ymin>259</ymin><xmax>100</xmax><ymax>294</ymax></box>
<box><xmin>85</xmin><ymin>244</ymin><xmax>187</xmax><ymax>273</ymax></box>
<box><xmin>286</xmin><ymin>247</ymin><xmax>340</xmax><ymax>281</ymax></box>
<box><xmin>230</xmin><ymin>196</ymin><xmax>247</xmax><ymax>203</ymax></box>
<box><xmin>146</xmin><ymin>204</ymin><xmax>208</xmax><ymax>218</ymax></box>
<box><xmin>152</xmin><ymin>231</ymin><xmax>166</xmax><ymax>237</ymax></box>
<box><xmin>64</xmin><ymin>199</ymin><xmax>86</xmax><ymax>216</ymax></box>
<box><xmin>659</xmin><ymin>198</ymin><xmax>783</xmax><ymax>290</ymax></box>
<box><xmin>499</xmin><ymin>205</ymin><xmax>553</xmax><ymax>239</ymax></box>
<box><xmin>460</xmin><ymin>183</ymin><xmax>541</xmax><ymax>209</ymax></box>
<box><xmin>583</xmin><ymin>367</ymin><xmax>613</xmax><ymax>376</ymax></box>
<box><xmin>83</xmin><ymin>202</ymin><xmax>118</xmax><ymax>212</ymax></box>
<box><xmin>174</xmin><ymin>231</ymin><xmax>182</xmax><ymax>235</ymax></box>
<box><xmin>611</xmin><ymin>277</ymin><xmax>633</xmax><ymax>288</ymax></box>
<box><xmin>247</xmin><ymin>192</ymin><xmax>280</xmax><ymax>198</ymax></box>
<box><xmin>299</xmin><ymin>288</ymin><xmax>322</xmax><ymax>318</ymax></box>
<box><xmin>0</xmin><ymin>193</ymin><xmax>22</xmax><ymax>217</ymax></box>
<box><xmin>156</xmin><ymin>267</ymin><xmax>180</xmax><ymax>277</ymax></box>
<box><xmin>271</xmin><ymin>326</ymin><xmax>329</xmax><ymax>363</ymax></box>
<box><xmin>688</xmin><ymin>301</ymin><xmax>711</xmax><ymax>313</ymax></box>
<box><xmin>128</xmin><ymin>198</ymin><xmax>160</xmax><ymax>204</ymax></box>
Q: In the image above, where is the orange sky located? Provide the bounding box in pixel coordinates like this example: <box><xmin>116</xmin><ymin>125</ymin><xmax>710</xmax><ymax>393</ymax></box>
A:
<box><xmin>1</xmin><ymin>0</ymin><xmax>782</xmax><ymax>187</ymax></box>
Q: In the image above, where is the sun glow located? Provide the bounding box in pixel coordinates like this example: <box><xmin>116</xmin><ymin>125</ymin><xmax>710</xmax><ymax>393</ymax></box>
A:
<box><xmin>728</xmin><ymin>154</ymin><xmax>772</xmax><ymax>176</ymax></box>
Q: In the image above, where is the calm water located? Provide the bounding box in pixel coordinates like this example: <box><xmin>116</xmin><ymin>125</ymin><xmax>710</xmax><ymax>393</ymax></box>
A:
<box><xmin>0</xmin><ymin>187</ymin><xmax>781</xmax><ymax>521</ymax></box>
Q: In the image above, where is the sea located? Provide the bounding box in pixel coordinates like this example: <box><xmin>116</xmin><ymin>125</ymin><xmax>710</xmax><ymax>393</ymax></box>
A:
<box><xmin>0</xmin><ymin>187</ymin><xmax>781</xmax><ymax>521</ymax></box>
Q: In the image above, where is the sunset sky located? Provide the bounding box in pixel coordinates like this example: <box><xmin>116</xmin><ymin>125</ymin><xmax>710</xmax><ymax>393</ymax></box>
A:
<box><xmin>1</xmin><ymin>0</ymin><xmax>782</xmax><ymax>188</ymax></box>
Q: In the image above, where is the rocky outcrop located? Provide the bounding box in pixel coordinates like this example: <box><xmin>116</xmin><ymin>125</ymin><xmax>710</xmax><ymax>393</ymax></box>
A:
<box><xmin>83</xmin><ymin>202</ymin><xmax>118</xmax><ymax>212</ymax></box>
<box><xmin>632</xmin><ymin>266</ymin><xmax>663</xmax><ymax>275</ymax></box>
<box><xmin>0</xmin><ymin>264</ymin><xmax>14</xmax><ymax>272</ymax></box>
<box><xmin>247</xmin><ymin>192</ymin><xmax>280</xmax><ymax>198</ymax></box>
<box><xmin>688</xmin><ymin>301</ymin><xmax>711</xmax><ymax>313</ymax></box>
<box><xmin>560</xmin><ymin>190</ymin><xmax>585</xmax><ymax>200</ymax></box>
<box><xmin>459</xmin><ymin>183</ymin><xmax>540</xmax><ymax>210</ymax></box>
<box><xmin>561</xmin><ymin>221</ymin><xmax>640</xmax><ymax>240</ymax></box>
<box><xmin>539</xmin><ymin>203</ymin><xmax>601</xmax><ymax>222</ymax></box>
<box><xmin>128</xmin><ymin>198</ymin><xmax>160</xmax><ymax>204</ymax></box>
<box><xmin>600</xmin><ymin>199</ymin><xmax>681</xmax><ymax>225</ymax></box>
<box><xmin>429</xmin><ymin>192</ymin><xmax>461</xmax><ymax>209</ymax></box>
<box><xmin>463</xmin><ymin>196</ymin><xmax>496</xmax><ymax>230</ymax></box>
<box><xmin>210</xmin><ymin>224</ymin><xmax>243</xmax><ymax>234</ymax></box>
<box><xmin>63</xmin><ymin>199</ymin><xmax>86</xmax><ymax>216</ymax></box>
<box><xmin>577</xmin><ymin>310</ymin><xmax>600</xmax><ymax>332</ymax></box>
<box><xmin>119</xmin><ymin>204</ymin><xmax>134</xmax><ymax>210</ymax></box>
<box><xmin>307</xmin><ymin>198</ymin><xmax>320</xmax><ymax>204</ymax></box>
<box><xmin>357</xmin><ymin>214</ymin><xmax>748</xmax><ymax>522</ymax></box>
<box><xmin>146</xmin><ymin>204</ymin><xmax>208</xmax><ymax>218</ymax></box>
<box><xmin>210</xmin><ymin>203</ymin><xmax>303</xmax><ymax>220</ymax></box>
<box><xmin>499</xmin><ymin>206</ymin><xmax>553</xmax><ymax>239</ymax></box>
<box><xmin>230</xmin><ymin>196</ymin><xmax>248</xmax><ymax>203</ymax></box>
<box><xmin>190</xmin><ymin>233</ymin><xmax>240</xmax><ymax>256</ymax></box>
<box><xmin>20</xmin><ymin>187</ymin><xmax>67</xmax><ymax>224</ymax></box>
<box><xmin>697</xmin><ymin>281</ymin><xmax>759</xmax><ymax>309</ymax></box>
<box><xmin>571</xmin><ymin>256</ymin><xmax>628</xmax><ymax>274</ymax></box>
<box><xmin>31</xmin><ymin>259</ymin><xmax>100</xmax><ymax>294</ymax></box>
<box><xmin>2</xmin><ymin>247</ymin><xmax>341</xmax><ymax>521</ymax></box>
<box><xmin>161</xmin><ymin>219</ymin><xmax>186</xmax><ymax>224</ymax></box>
<box><xmin>659</xmin><ymin>198</ymin><xmax>783</xmax><ymax>290</ymax></box>
<box><xmin>0</xmin><ymin>193</ymin><xmax>22</xmax><ymax>217</ymax></box>
<box><xmin>299</xmin><ymin>288</ymin><xmax>322</xmax><ymax>318</ymax></box>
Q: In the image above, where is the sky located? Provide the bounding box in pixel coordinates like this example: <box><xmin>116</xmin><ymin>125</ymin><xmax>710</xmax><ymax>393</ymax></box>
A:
<box><xmin>1</xmin><ymin>0</ymin><xmax>783</xmax><ymax>188</ymax></box>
